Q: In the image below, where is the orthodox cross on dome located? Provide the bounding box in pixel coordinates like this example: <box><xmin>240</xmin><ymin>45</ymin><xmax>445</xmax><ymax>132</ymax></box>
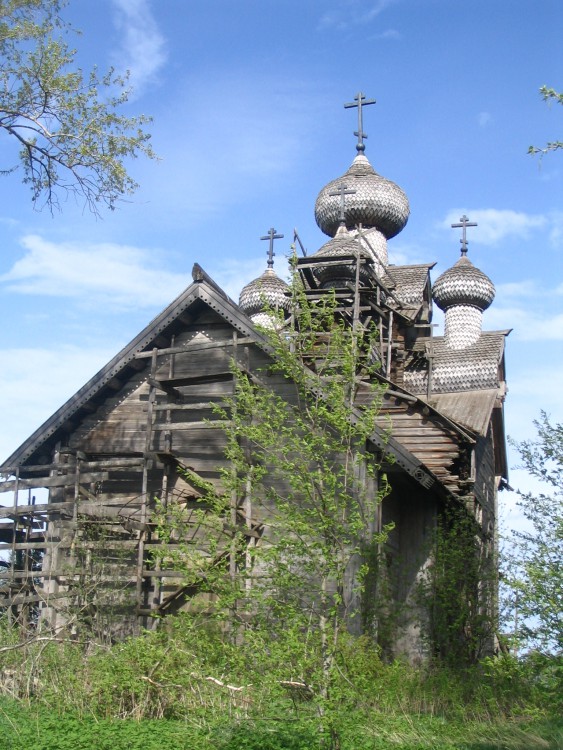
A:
<box><xmin>344</xmin><ymin>91</ymin><xmax>376</xmax><ymax>153</ymax></box>
<box><xmin>329</xmin><ymin>182</ymin><xmax>356</xmax><ymax>224</ymax></box>
<box><xmin>261</xmin><ymin>227</ymin><xmax>284</xmax><ymax>268</ymax></box>
<box><xmin>451</xmin><ymin>214</ymin><xmax>477</xmax><ymax>256</ymax></box>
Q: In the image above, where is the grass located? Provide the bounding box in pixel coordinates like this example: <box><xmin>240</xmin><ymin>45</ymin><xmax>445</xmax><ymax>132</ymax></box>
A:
<box><xmin>0</xmin><ymin>699</ymin><xmax>561</xmax><ymax>750</ymax></box>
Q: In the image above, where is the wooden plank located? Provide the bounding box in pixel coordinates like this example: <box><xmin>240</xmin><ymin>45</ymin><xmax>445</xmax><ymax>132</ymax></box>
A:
<box><xmin>157</xmin><ymin>372</ymin><xmax>233</xmax><ymax>387</ymax></box>
<box><xmin>153</xmin><ymin>420</ymin><xmax>231</xmax><ymax>431</ymax></box>
<box><xmin>141</xmin><ymin>570</ymin><xmax>186</xmax><ymax>578</ymax></box>
<box><xmin>0</xmin><ymin>472</ymin><xmax>109</xmax><ymax>493</ymax></box>
<box><xmin>135</xmin><ymin>337</ymin><xmax>254</xmax><ymax>358</ymax></box>
<box><xmin>154</xmin><ymin>401</ymin><xmax>228</xmax><ymax>412</ymax></box>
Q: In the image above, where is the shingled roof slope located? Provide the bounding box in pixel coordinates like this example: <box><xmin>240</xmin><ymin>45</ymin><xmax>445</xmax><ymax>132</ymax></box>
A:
<box><xmin>404</xmin><ymin>331</ymin><xmax>509</xmax><ymax>394</ymax></box>
<box><xmin>386</xmin><ymin>263</ymin><xmax>434</xmax><ymax>308</ymax></box>
<box><xmin>423</xmin><ymin>389</ymin><xmax>500</xmax><ymax>437</ymax></box>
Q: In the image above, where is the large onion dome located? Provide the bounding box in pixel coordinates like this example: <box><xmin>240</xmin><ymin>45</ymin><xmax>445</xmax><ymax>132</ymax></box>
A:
<box><xmin>314</xmin><ymin>154</ymin><xmax>410</xmax><ymax>239</ymax></box>
<box><xmin>433</xmin><ymin>256</ymin><xmax>495</xmax><ymax>312</ymax></box>
<box><xmin>239</xmin><ymin>268</ymin><xmax>290</xmax><ymax>323</ymax></box>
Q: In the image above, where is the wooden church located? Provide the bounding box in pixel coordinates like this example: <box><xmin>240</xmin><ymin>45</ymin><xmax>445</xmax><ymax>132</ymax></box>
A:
<box><xmin>0</xmin><ymin>95</ymin><xmax>509</xmax><ymax>660</ymax></box>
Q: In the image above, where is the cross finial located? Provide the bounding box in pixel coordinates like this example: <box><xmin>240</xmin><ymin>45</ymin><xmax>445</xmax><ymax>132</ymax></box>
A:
<box><xmin>260</xmin><ymin>227</ymin><xmax>284</xmax><ymax>268</ymax></box>
<box><xmin>451</xmin><ymin>215</ymin><xmax>477</xmax><ymax>256</ymax></box>
<box><xmin>344</xmin><ymin>91</ymin><xmax>376</xmax><ymax>153</ymax></box>
<box><xmin>329</xmin><ymin>182</ymin><xmax>357</xmax><ymax>224</ymax></box>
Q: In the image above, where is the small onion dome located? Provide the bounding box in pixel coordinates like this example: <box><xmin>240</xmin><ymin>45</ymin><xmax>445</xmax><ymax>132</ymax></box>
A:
<box><xmin>314</xmin><ymin>154</ymin><xmax>410</xmax><ymax>239</ymax></box>
<box><xmin>311</xmin><ymin>225</ymin><xmax>373</xmax><ymax>289</ymax></box>
<box><xmin>239</xmin><ymin>268</ymin><xmax>291</xmax><ymax>320</ymax></box>
<box><xmin>432</xmin><ymin>256</ymin><xmax>495</xmax><ymax>312</ymax></box>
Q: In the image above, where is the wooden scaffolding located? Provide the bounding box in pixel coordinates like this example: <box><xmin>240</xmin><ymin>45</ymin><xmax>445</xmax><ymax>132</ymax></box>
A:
<box><xmin>0</xmin><ymin>332</ymin><xmax>266</xmax><ymax>634</ymax></box>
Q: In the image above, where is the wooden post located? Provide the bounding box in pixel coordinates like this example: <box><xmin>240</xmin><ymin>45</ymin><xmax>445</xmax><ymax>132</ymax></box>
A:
<box><xmin>244</xmin><ymin>466</ymin><xmax>253</xmax><ymax>594</ymax></box>
<box><xmin>137</xmin><ymin>348</ymin><xmax>158</xmax><ymax>629</ymax></box>
<box><xmin>386</xmin><ymin>311</ymin><xmax>393</xmax><ymax>379</ymax></box>
<box><xmin>229</xmin><ymin>332</ymin><xmax>239</xmax><ymax>587</ymax></box>
<box><xmin>10</xmin><ymin>468</ymin><xmax>19</xmax><ymax>580</ymax></box>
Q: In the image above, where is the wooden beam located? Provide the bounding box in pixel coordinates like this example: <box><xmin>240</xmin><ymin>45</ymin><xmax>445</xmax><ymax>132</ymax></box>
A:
<box><xmin>148</xmin><ymin>378</ymin><xmax>182</xmax><ymax>400</ymax></box>
<box><xmin>0</xmin><ymin>501</ymin><xmax>73</xmax><ymax>518</ymax></box>
<box><xmin>135</xmin><ymin>338</ymin><xmax>253</xmax><ymax>359</ymax></box>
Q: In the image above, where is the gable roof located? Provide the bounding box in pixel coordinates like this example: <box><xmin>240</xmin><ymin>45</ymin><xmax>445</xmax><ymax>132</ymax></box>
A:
<box><xmin>1</xmin><ymin>267</ymin><xmax>448</xmax><ymax>498</ymax></box>
<box><xmin>1</xmin><ymin>268</ymin><xmax>255</xmax><ymax>470</ymax></box>
<box><xmin>386</xmin><ymin>263</ymin><xmax>434</xmax><ymax>308</ymax></box>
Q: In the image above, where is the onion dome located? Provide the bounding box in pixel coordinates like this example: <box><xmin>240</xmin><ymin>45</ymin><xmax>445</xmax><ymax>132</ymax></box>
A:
<box><xmin>311</xmin><ymin>225</ymin><xmax>373</xmax><ymax>289</ymax></box>
<box><xmin>314</xmin><ymin>154</ymin><xmax>410</xmax><ymax>239</ymax></box>
<box><xmin>432</xmin><ymin>218</ymin><xmax>495</xmax><ymax>349</ymax></box>
<box><xmin>349</xmin><ymin>226</ymin><xmax>388</xmax><ymax>268</ymax></box>
<box><xmin>239</xmin><ymin>227</ymin><xmax>290</xmax><ymax>326</ymax></box>
<box><xmin>433</xmin><ymin>256</ymin><xmax>495</xmax><ymax>312</ymax></box>
<box><xmin>239</xmin><ymin>268</ymin><xmax>290</xmax><ymax>320</ymax></box>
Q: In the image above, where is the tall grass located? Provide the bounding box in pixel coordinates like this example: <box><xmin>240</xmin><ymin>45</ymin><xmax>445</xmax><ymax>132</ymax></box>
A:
<box><xmin>0</xmin><ymin>616</ymin><xmax>561</xmax><ymax>749</ymax></box>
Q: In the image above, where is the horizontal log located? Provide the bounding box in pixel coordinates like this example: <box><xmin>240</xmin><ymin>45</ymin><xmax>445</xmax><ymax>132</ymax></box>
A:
<box><xmin>0</xmin><ymin>591</ymin><xmax>73</xmax><ymax>607</ymax></box>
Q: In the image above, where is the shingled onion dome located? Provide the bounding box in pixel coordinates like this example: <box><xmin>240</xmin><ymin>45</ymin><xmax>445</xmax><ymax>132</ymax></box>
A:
<box><xmin>312</xmin><ymin>224</ymin><xmax>387</xmax><ymax>289</ymax></box>
<box><xmin>239</xmin><ymin>269</ymin><xmax>290</xmax><ymax>327</ymax></box>
<box><xmin>433</xmin><ymin>255</ymin><xmax>495</xmax><ymax>350</ymax></box>
<box><xmin>314</xmin><ymin>153</ymin><xmax>410</xmax><ymax>240</ymax></box>
<box><xmin>350</xmin><ymin>226</ymin><xmax>389</xmax><ymax>271</ymax></box>
<box><xmin>239</xmin><ymin>227</ymin><xmax>291</xmax><ymax>327</ymax></box>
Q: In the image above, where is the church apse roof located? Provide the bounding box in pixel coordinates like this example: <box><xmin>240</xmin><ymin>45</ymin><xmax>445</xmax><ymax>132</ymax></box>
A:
<box><xmin>404</xmin><ymin>331</ymin><xmax>510</xmax><ymax>394</ymax></box>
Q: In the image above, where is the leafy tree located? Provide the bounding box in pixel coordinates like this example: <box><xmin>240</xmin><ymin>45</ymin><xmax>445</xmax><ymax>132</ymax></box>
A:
<box><xmin>0</xmin><ymin>0</ymin><xmax>155</xmax><ymax>212</ymax></box>
<box><xmin>154</xmin><ymin>270</ymin><xmax>391</xmax><ymax>737</ymax></box>
<box><xmin>420</xmin><ymin>505</ymin><xmax>497</xmax><ymax>666</ymax></box>
<box><xmin>528</xmin><ymin>86</ymin><xmax>563</xmax><ymax>156</ymax></box>
<box><xmin>508</xmin><ymin>412</ymin><xmax>563</xmax><ymax>653</ymax></box>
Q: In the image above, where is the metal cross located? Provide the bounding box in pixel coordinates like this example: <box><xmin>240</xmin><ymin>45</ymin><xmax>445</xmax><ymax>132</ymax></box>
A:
<box><xmin>451</xmin><ymin>215</ymin><xmax>477</xmax><ymax>255</ymax></box>
<box><xmin>344</xmin><ymin>91</ymin><xmax>376</xmax><ymax>153</ymax></box>
<box><xmin>329</xmin><ymin>182</ymin><xmax>356</xmax><ymax>224</ymax></box>
<box><xmin>260</xmin><ymin>227</ymin><xmax>284</xmax><ymax>268</ymax></box>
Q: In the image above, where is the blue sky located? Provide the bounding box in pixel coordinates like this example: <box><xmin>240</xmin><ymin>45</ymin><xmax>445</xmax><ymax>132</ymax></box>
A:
<box><xmin>0</xmin><ymin>0</ymin><xmax>562</xmax><ymax>534</ymax></box>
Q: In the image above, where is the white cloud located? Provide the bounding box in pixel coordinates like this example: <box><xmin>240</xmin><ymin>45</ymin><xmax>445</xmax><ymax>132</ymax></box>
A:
<box><xmin>319</xmin><ymin>0</ymin><xmax>398</xmax><ymax>30</ymax></box>
<box><xmin>494</xmin><ymin>280</ymin><xmax>539</xmax><ymax>299</ymax></box>
<box><xmin>372</xmin><ymin>28</ymin><xmax>402</xmax><ymax>40</ymax></box>
<box><xmin>388</xmin><ymin>242</ymin><xmax>434</xmax><ymax>266</ymax></box>
<box><xmin>110</xmin><ymin>0</ymin><xmax>167</xmax><ymax>96</ymax></box>
<box><xmin>547</xmin><ymin>210</ymin><xmax>563</xmax><ymax>248</ymax></box>
<box><xmin>486</xmin><ymin>304</ymin><xmax>563</xmax><ymax>341</ymax></box>
<box><xmin>441</xmin><ymin>209</ymin><xmax>547</xmax><ymax>245</ymax></box>
<box><xmin>141</xmin><ymin>76</ymin><xmax>327</xmax><ymax>223</ymax></box>
<box><xmin>477</xmin><ymin>111</ymin><xmax>491</xmax><ymax>127</ymax></box>
<box><xmin>0</xmin><ymin>235</ymin><xmax>188</xmax><ymax>311</ymax></box>
<box><xmin>363</xmin><ymin>0</ymin><xmax>398</xmax><ymax>22</ymax></box>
